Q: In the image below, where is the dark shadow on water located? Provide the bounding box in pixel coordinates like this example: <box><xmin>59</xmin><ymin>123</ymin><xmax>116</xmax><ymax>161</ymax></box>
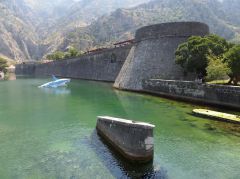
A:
<box><xmin>89</xmin><ymin>130</ymin><xmax>168</xmax><ymax>179</ymax></box>
<box><xmin>188</xmin><ymin>112</ymin><xmax>240</xmax><ymax>136</ymax></box>
<box><xmin>7</xmin><ymin>73</ymin><xmax>16</xmax><ymax>80</ymax></box>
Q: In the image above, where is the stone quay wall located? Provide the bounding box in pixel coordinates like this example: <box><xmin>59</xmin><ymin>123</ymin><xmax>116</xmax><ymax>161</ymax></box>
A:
<box><xmin>96</xmin><ymin>116</ymin><xmax>155</xmax><ymax>163</ymax></box>
<box><xmin>114</xmin><ymin>22</ymin><xmax>209</xmax><ymax>90</ymax></box>
<box><xmin>143</xmin><ymin>79</ymin><xmax>240</xmax><ymax>109</ymax></box>
<box><xmin>16</xmin><ymin>63</ymin><xmax>36</xmax><ymax>75</ymax></box>
<box><xmin>16</xmin><ymin>45</ymin><xmax>132</xmax><ymax>82</ymax></box>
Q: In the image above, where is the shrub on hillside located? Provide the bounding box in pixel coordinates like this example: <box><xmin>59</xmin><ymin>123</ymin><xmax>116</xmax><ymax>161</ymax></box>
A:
<box><xmin>0</xmin><ymin>57</ymin><xmax>8</xmax><ymax>73</ymax></box>
<box><xmin>47</xmin><ymin>47</ymin><xmax>83</xmax><ymax>60</ymax></box>
<box><xmin>46</xmin><ymin>51</ymin><xmax>65</xmax><ymax>60</ymax></box>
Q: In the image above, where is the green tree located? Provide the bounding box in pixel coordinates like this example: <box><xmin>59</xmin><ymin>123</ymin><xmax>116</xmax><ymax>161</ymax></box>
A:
<box><xmin>48</xmin><ymin>47</ymin><xmax>82</xmax><ymax>60</ymax></box>
<box><xmin>224</xmin><ymin>45</ymin><xmax>240</xmax><ymax>85</ymax></box>
<box><xmin>46</xmin><ymin>54</ymin><xmax>54</xmax><ymax>60</ymax></box>
<box><xmin>206</xmin><ymin>55</ymin><xmax>230</xmax><ymax>81</ymax></box>
<box><xmin>175</xmin><ymin>34</ymin><xmax>230</xmax><ymax>77</ymax></box>
<box><xmin>0</xmin><ymin>57</ymin><xmax>8</xmax><ymax>73</ymax></box>
<box><xmin>78</xmin><ymin>50</ymin><xmax>84</xmax><ymax>56</ymax></box>
<box><xmin>64</xmin><ymin>47</ymin><xmax>79</xmax><ymax>59</ymax></box>
<box><xmin>46</xmin><ymin>51</ymin><xmax>65</xmax><ymax>60</ymax></box>
<box><xmin>54</xmin><ymin>51</ymin><xmax>65</xmax><ymax>60</ymax></box>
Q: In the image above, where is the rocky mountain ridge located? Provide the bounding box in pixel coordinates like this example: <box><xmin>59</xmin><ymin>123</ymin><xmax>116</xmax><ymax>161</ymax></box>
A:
<box><xmin>68</xmin><ymin>0</ymin><xmax>240</xmax><ymax>51</ymax></box>
<box><xmin>0</xmin><ymin>0</ymin><xmax>239</xmax><ymax>61</ymax></box>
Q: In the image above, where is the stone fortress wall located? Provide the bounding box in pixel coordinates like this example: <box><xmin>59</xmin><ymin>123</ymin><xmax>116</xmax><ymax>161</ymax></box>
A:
<box><xmin>15</xmin><ymin>22</ymin><xmax>240</xmax><ymax>109</ymax></box>
<box><xmin>16</xmin><ymin>22</ymin><xmax>209</xmax><ymax>84</ymax></box>
<box><xmin>113</xmin><ymin>22</ymin><xmax>209</xmax><ymax>90</ymax></box>
<box><xmin>16</xmin><ymin>45</ymin><xmax>132</xmax><ymax>82</ymax></box>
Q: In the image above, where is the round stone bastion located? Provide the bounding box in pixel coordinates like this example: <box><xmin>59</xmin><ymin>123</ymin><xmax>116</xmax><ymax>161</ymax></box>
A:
<box><xmin>114</xmin><ymin>22</ymin><xmax>210</xmax><ymax>91</ymax></box>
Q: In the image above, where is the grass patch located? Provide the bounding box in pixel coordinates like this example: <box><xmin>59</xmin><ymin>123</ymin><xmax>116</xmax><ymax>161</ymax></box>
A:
<box><xmin>207</xmin><ymin>79</ymin><xmax>240</xmax><ymax>86</ymax></box>
<box><xmin>207</xmin><ymin>79</ymin><xmax>229</xmax><ymax>85</ymax></box>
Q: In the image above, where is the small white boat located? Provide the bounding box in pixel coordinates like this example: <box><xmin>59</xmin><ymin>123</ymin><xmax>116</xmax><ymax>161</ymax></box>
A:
<box><xmin>39</xmin><ymin>75</ymin><xmax>71</xmax><ymax>88</ymax></box>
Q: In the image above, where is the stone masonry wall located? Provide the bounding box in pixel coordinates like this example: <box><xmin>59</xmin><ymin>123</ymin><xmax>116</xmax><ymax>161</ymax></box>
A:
<box><xmin>143</xmin><ymin>79</ymin><xmax>240</xmax><ymax>109</ymax></box>
<box><xmin>114</xmin><ymin>22</ymin><xmax>209</xmax><ymax>91</ymax></box>
<box><xmin>16</xmin><ymin>45</ymin><xmax>132</xmax><ymax>82</ymax></box>
<box><xmin>96</xmin><ymin>116</ymin><xmax>155</xmax><ymax>163</ymax></box>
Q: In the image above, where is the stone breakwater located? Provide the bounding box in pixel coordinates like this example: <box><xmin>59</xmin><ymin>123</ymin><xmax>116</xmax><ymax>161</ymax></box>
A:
<box><xmin>143</xmin><ymin>79</ymin><xmax>240</xmax><ymax>109</ymax></box>
<box><xmin>96</xmin><ymin>116</ymin><xmax>155</xmax><ymax>163</ymax></box>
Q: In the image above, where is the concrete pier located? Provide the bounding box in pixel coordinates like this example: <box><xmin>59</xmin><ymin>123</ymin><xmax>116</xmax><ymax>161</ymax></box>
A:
<box><xmin>193</xmin><ymin>109</ymin><xmax>240</xmax><ymax>124</ymax></box>
<box><xmin>96</xmin><ymin>116</ymin><xmax>155</xmax><ymax>163</ymax></box>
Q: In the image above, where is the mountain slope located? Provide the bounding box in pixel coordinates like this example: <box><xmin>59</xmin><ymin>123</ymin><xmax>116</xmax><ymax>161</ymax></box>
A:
<box><xmin>62</xmin><ymin>0</ymin><xmax>240</xmax><ymax>51</ymax></box>
<box><xmin>0</xmin><ymin>0</ymin><xmax>152</xmax><ymax>60</ymax></box>
<box><xmin>43</xmin><ymin>0</ymin><xmax>152</xmax><ymax>53</ymax></box>
<box><xmin>0</xmin><ymin>1</ymin><xmax>43</xmax><ymax>61</ymax></box>
<box><xmin>61</xmin><ymin>0</ymin><xmax>152</xmax><ymax>25</ymax></box>
<box><xmin>0</xmin><ymin>0</ymin><xmax>240</xmax><ymax>61</ymax></box>
<box><xmin>0</xmin><ymin>0</ymin><xmax>74</xmax><ymax>60</ymax></box>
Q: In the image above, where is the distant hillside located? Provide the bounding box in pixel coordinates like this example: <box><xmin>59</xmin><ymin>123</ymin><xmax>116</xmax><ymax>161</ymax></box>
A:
<box><xmin>0</xmin><ymin>0</ymin><xmax>240</xmax><ymax>61</ymax></box>
<box><xmin>43</xmin><ymin>0</ymin><xmax>152</xmax><ymax>54</ymax></box>
<box><xmin>61</xmin><ymin>0</ymin><xmax>240</xmax><ymax>52</ymax></box>
<box><xmin>57</xmin><ymin>0</ymin><xmax>152</xmax><ymax>26</ymax></box>
<box><xmin>0</xmin><ymin>0</ymin><xmax>43</xmax><ymax>61</ymax></box>
<box><xmin>0</xmin><ymin>0</ymin><xmax>75</xmax><ymax>60</ymax></box>
<box><xmin>0</xmin><ymin>0</ymin><xmax>151</xmax><ymax>60</ymax></box>
<box><xmin>221</xmin><ymin>0</ymin><xmax>240</xmax><ymax>27</ymax></box>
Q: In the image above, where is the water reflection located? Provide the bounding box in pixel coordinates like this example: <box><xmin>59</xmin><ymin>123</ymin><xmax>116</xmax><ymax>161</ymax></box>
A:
<box><xmin>39</xmin><ymin>87</ymin><xmax>71</xmax><ymax>95</ymax></box>
<box><xmin>90</xmin><ymin>130</ymin><xmax>168</xmax><ymax>179</ymax></box>
<box><xmin>7</xmin><ymin>73</ymin><xmax>16</xmax><ymax>80</ymax></box>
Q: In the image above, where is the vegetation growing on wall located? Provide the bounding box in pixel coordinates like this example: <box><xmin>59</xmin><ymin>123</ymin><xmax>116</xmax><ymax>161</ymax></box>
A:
<box><xmin>46</xmin><ymin>47</ymin><xmax>83</xmax><ymax>61</ymax></box>
<box><xmin>46</xmin><ymin>51</ymin><xmax>65</xmax><ymax>60</ymax></box>
<box><xmin>175</xmin><ymin>34</ymin><xmax>240</xmax><ymax>85</ymax></box>
<box><xmin>0</xmin><ymin>57</ymin><xmax>8</xmax><ymax>73</ymax></box>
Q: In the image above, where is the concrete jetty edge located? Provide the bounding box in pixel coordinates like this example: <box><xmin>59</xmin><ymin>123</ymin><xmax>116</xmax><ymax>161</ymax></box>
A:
<box><xmin>193</xmin><ymin>109</ymin><xmax>240</xmax><ymax>124</ymax></box>
<box><xmin>96</xmin><ymin>116</ymin><xmax>155</xmax><ymax>163</ymax></box>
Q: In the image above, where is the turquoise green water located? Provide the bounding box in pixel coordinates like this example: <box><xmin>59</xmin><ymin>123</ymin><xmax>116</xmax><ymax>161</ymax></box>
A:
<box><xmin>0</xmin><ymin>77</ymin><xmax>240</xmax><ymax>179</ymax></box>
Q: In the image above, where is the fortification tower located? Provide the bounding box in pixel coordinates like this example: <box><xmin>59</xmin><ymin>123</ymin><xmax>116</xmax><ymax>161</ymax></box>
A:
<box><xmin>114</xmin><ymin>22</ymin><xmax>209</xmax><ymax>91</ymax></box>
